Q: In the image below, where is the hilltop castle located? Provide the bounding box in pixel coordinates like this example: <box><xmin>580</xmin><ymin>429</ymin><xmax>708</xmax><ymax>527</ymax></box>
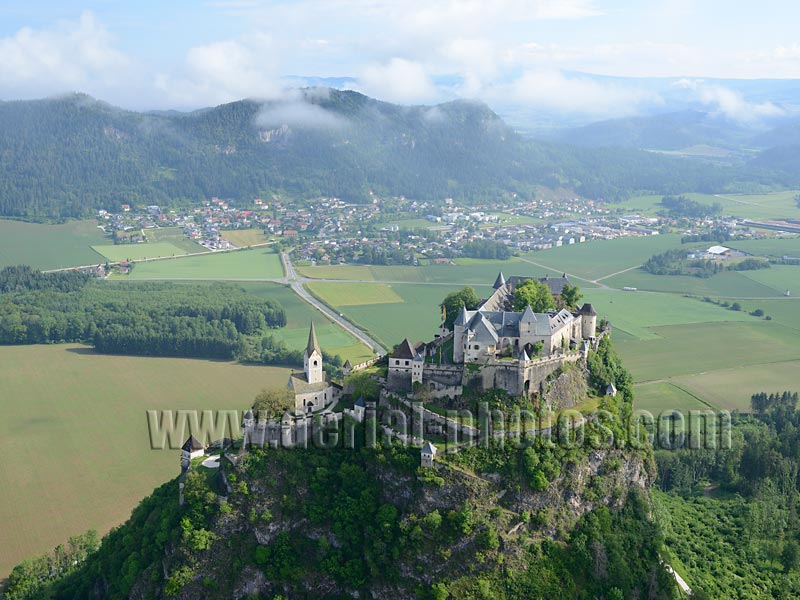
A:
<box><xmin>388</xmin><ymin>272</ymin><xmax>598</xmax><ymax>398</ymax></box>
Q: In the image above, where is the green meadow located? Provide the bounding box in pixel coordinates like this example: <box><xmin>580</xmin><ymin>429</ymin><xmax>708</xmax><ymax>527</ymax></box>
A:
<box><xmin>633</xmin><ymin>382</ymin><xmax>712</xmax><ymax>414</ymax></box>
<box><xmin>305</xmin><ymin>282</ymin><xmax>479</xmax><ymax>348</ymax></box>
<box><xmin>92</xmin><ymin>241</ymin><xmax>193</xmax><ymax>262</ymax></box>
<box><xmin>520</xmin><ymin>234</ymin><xmax>684</xmax><ymax>281</ymax></box>
<box><xmin>298</xmin><ymin>257</ymin><xmax>537</xmax><ymax>285</ymax></box>
<box><xmin>0</xmin><ymin>219</ymin><xmax>106</xmax><ymax>270</ymax></box>
<box><xmin>587</xmin><ymin>290</ymin><xmax>754</xmax><ymax>340</ymax></box>
<box><xmin>239</xmin><ymin>282</ymin><xmax>374</xmax><ymax>364</ymax></box>
<box><xmin>120</xmin><ymin>248</ymin><xmax>285</xmax><ymax>279</ymax></box>
<box><xmin>144</xmin><ymin>226</ymin><xmax>208</xmax><ymax>254</ymax></box>
<box><xmin>0</xmin><ymin>344</ymin><xmax>290</xmax><ymax>580</ymax></box>
<box><xmin>603</xmin><ymin>269</ymin><xmax>782</xmax><ymax>297</ymax></box>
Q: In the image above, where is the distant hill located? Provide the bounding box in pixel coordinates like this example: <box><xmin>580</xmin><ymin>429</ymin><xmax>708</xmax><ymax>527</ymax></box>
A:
<box><xmin>0</xmin><ymin>90</ymin><xmax>781</xmax><ymax>220</ymax></box>
<box><xmin>547</xmin><ymin>110</ymin><xmax>754</xmax><ymax>153</ymax></box>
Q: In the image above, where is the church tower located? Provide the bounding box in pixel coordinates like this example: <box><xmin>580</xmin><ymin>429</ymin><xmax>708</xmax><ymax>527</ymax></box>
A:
<box><xmin>304</xmin><ymin>321</ymin><xmax>323</xmax><ymax>384</ymax></box>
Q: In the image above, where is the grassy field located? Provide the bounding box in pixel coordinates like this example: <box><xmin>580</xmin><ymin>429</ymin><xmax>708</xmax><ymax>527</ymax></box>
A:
<box><xmin>239</xmin><ymin>282</ymin><xmax>374</xmax><ymax>363</ymax></box>
<box><xmin>588</xmin><ymin>290</ymin><xmax>755</xmax><ymax>340</ymax></box>
<box><xmin>298</xmin><ymin>257</ymin><xmax>567</xmax><ymax>287</ymax></box>
<box><xmin>634</xmin><ymin>381</ymin><xmax>712</xmax><ymax>413</ymax></box>
<box><xmin>0</xmin><ymin>219</ymin><xmax>107</xmax><ymax>270</ymax></box>
<box><xmin>739</xmin><ymin>265</ymin><xmax>800</xmax><ymax>295</ymax></box>
<box><xmin>728</xmin><ymin>236</ymin><xmax>800</xmax><ymax>258</ymax></box>
<box><xmin>92</xmin><ymin>242</ymin><xmax>193</xmax><ymax>262</ymax></box>
<box><xmin>608</xmin><ymin>191</ymin><xmax>799</xmax><ymax>221</ymax></box>
<box><xmin>305</xmin><ymin>282</ymin><xmax>471</xmax><ymax>348</ymax></box>
<box><xmin>0</xmin><ymin>344</ymin><xmax>291</xmax><ymax>580</ymax></box>
<box><xmin>670</xmin><ymin>361</ymin><xmax>800</xmax><ymax>413</ymax></box>
<box><xmin>144</xmin><ymin>227</ymin><xmax>207</xmax><ymax>254</ymax></box>
<box><xmin>120</xmin><ymin>248</ymin><xmax>284</xmax><ymax>279</ymax></box>
<box><xmin>520</xmin><ymin>234</ymin><xmax>684</xmax><ymax>281</ymax></box>
<box><xmin>603</xmin><ymin>269</ymin><xmax>782</xmax><ymax>297</ymax></box>
<box><xmin>306</xmin><ymin>281</ymin><xmax>404</xmax><ymax>305</ymax></box>
<box><xmin>221</xmin><ymin>229</ymin><xmax>268</xmax><ymax>247</ymax></box>
<box><xmin>617</xmin><ymin>321</ymin><xmax>800</xmax><ymax>382</ymax></box>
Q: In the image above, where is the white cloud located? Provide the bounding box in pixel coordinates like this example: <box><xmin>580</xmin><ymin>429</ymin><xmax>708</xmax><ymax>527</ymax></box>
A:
<box><xmin>255</xmin><ymin>89</ymin><xmax>348</xmax><ymax>129</ymax></box>
<box><xmin>695</xmin><ymin>84</ymin><xmax>786</xmax><ymax>123</ymax></box>
<box><xmin>155</xmin><ymin>33</ymin><xmax>283</xmax><ymax>106</ymax></box>
<box><xmin>0</xmin><ymin>12</ymin><xmax>129</xmax><ymax>92</ymax></box>
<box><xmin>489</xmin><ymin>70</ymin><xmax>662</xmax><ymax>118</ymax></box>
<box><xmin>352</xmin><ymin>58</ymin><xmax>440</xmax><ymax>104</ymax></box>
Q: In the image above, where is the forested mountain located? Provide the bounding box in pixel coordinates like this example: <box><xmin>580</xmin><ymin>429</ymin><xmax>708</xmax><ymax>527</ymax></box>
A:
<box><xmin>546</xmin><ymin>110</ymin><xmax>754</xmax><ymax>151</ymax></box>
<box><xmin>0</xmin><ymin>90</ymin><xmax>779</xmax><ymax>221</ymax></box>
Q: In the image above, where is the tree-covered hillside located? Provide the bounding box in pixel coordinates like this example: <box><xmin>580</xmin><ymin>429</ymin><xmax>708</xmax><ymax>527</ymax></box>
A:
<box><xmin>0</xmin><ymin>90</ymin><xmax>775</xmax><ymax>220</ymax></box>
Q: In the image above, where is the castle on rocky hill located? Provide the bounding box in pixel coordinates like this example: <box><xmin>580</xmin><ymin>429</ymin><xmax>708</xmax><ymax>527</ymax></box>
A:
<box><xmin>387</xmin><ymin>272</ymin><xmax>598</xmax><ymax>398</ymax></box>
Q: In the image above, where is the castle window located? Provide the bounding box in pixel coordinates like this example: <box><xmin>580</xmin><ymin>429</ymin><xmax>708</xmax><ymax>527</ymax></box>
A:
<box><xmin>474</xmin><ymin>345</ymin><xmax>479</xmax><ymax>350</ymax></box>
<box><xmin>313</xmin><ymin>360</ymin><xmax>318</xmax><ymax>366</ymax></box>
<box><xmin>405</xmin><ymin>360</ymin><xmax>409</xmax><ymax>366</ymax></box>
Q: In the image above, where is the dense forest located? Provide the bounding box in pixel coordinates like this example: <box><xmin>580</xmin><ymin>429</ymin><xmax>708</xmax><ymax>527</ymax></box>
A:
<box><xmin>0</xmin><ymin>91</ymin><xmax>785</xmax><ymax>221</ymax></box>
<box><xmin>658</xmin><ymin>195</ymin><xmax>722</xmax><ymax>218</ymax></box>
<box><xmin>655</xmin><ymin>391</ymin><xmax>800</xmax><ymax>598</ymax></box>
<box><xmin>0</xmin><ymin>266</ymin><xmax>304</xmax><ymax>364</ymax></box>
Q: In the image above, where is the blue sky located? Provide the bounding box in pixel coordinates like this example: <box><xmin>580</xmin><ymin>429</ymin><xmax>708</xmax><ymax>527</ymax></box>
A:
<box><xmin>1</xmin><ymin>1</ymin><xmax>799</xmax><ymax>115</ymax></box>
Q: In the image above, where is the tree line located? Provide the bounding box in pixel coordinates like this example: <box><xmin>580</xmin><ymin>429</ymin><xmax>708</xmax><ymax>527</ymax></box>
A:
<box><xmin>0</xmin><ymin>268</ymin><xmax>292</xmax><ymax>362</ymax></box>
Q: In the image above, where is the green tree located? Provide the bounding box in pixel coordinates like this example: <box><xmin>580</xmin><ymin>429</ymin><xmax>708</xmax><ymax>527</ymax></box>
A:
<box><xmin>513</xmin><ymin>279</ymin><xmax>556</xmax><ymax>312</ymax></box>
<box><xmin>560</xmin><ymin>283</ymin><xmax>583</xmax><ymax>309</ymax></box>
<box><xmin>441</xmin><ymin>287</ymin><xmax>480</xmax><ymax>329</ymax></box>
<box><xmin>252</xmin><ymin>387</ymin><xmax>295</xmax><ymax>420</ymax></box>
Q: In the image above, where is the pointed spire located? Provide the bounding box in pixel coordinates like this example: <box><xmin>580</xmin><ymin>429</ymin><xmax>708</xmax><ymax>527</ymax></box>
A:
<box><xmin>493</xmin><ymin>271</ymin><xmax>506</xmax><ymax>289</ymax></box>
<box><xmin>520</xmin><ymin>348</ymin><xmax>530</xmax><ymax>361</ymax></box>
<box><xmin>306</xmin><ymin>321</ymin><xmax>321</xmax><ymax>356</ymax></box>
<box><xmin>454</xmin><ymin>305</ymin><xmax>469</xmax><ymax>326</ymax></box>
<box><xmin>520</xmin><ymin>304</ymin><xmax>537</xmax><ymax>323</ymax></box>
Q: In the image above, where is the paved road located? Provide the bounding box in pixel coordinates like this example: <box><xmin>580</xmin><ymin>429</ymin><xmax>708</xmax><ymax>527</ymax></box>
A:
<box><xmin>280</xmin><ymin>252</ymin><xmax>387</xmax><ymax>355</ymax></box>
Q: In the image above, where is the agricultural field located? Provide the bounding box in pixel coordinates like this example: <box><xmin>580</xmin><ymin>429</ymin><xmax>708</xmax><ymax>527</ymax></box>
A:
<box><xmin>92</xmin><ymin>241</ymin><xmax>194</xmax><ymax>262</ymax></box>
<box><xmin>670</xmin><ymin>360</ymin><xmax>800</xmax><ymax>413</ymax></box>
<box><xmin>738</xmin><ymin>265</ymin><xmax>800</xmax><ymax>295</ymax></box>
<box><xmin>119</xmin><ymin>248</ymin><xmax>284</xmax><ymax>279</ymax></box>
<box><xmin>633</xmin><ymin>381</ymin><xmax>712</xmax><ymax>414</ymax></box>
<box><xmin>144</xmin><ymin>226</ymin><xmax>208</xmax><ymax>254</ymax></box>
<box><xmin>588</xmin><ymin>290</ymin><xmax>754</xmax><ymax>340</ymax></box>
<box><xmin>221</xmin><ymin>228</ymin><xmax>268</xmax><ymax>247</ymax></box>
<box><xmin>0</xmin><ymin>219</ymin><xmax>107</xmax><ymax>270</ymax></box>
<box><xmin>520</xmin><ymin>234</ymin><xmax>684</xmax><ymax>281</ymax></box>
<box><xmin>728</xmin><ymin>236</ymin><xmax>800</xmax><ymax>258</ymax></box>
<box><xmin>0</xmin><ymin>344</ymin><xmax>291</xmax><ymax>580</ymax></box>
<box><xmin>306</xmin><ymin>281</ymin><xmax>403</xmax><ymax>305</ymax></box>
<box><xmin>305</xmin><ymin>282</ymin><xmax>477</xmax><ymax>348</ymax></box>
<box><xmin>239</xmin><ymin>282</ymin><xmax>374</xmax><ymax>363</ymax></box>
<box><xmin>603</xmin><ymin>269</ymin><xmax>782</xmax><ymax>297</ymax></box>
<box><xmin>617</xmin><ymin>320</ymin><xmax>800</xmax><ymax>384</ymax></box>
<box><xmin>298</xmin><ymin>257</ymin><xmax>564</xmax><ymax>286</ymax></box>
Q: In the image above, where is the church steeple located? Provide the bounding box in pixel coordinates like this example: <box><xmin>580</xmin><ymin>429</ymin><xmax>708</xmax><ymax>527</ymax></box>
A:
<box><xmin>306</xmin><ymin>320</ymin><xmax>321</xmax><ymax>356</ymax></box>
<box><xmin>493</xmin><ymin>271</ymin><xmax>506</xmax><ymax>289</ymax></box>
<box><xmin>304</xmin><ymin>321</ymin><xmax>323</xmax><ymax>384</ymax></box>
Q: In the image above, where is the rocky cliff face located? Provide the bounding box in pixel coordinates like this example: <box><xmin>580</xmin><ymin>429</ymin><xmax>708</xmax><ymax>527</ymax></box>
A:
<box><xmin>153</xmin><ymin>441</ymin><xmax>659</xmax><ymax>600</ymax></box>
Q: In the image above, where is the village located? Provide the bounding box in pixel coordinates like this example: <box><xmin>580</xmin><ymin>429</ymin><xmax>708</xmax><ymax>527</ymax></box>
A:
<box><xmin>95</xmin><ymin>191</ymin><xmax>772</xmax><ymax>268</ymax></box>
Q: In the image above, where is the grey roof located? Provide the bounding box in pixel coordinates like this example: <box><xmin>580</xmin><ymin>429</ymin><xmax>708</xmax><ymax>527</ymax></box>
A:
<box><xmin>421</xmin><ymin>441</ymin><xmax>437</xmax><ymax>455</ymax></box>
<box><xmin>354</xmin><ymin>396</ymin><xmax>366</xmax><ymax>407</ymax></box>
<box><xmin>493</xmin><ymin>271</ymin><xmax>506</xmax><ymax>289</ymax></box>
<box><xmin>343</xmin><ymin>359</ymin><xmax>352</xmax><ymax>368</ymax></box>
<box><xmin>520</xmin><ymin>305</ymin><xmax>537</xmax><ymax>323</ymax></box>
<box><xmin>413</xmin><ymin>352</ymin><xmax>425</xmax><ymax>362</ymax></box>
<box><xmin>506</xmin><ymin>274</ymin><xmax>570</xmax><ymax>296</ymax></box>
<box><xmin>243</xmin><ymin>409</ymin><xmax>254</xmax><ymax>420</ymax></box>
<box><xmin>392</xmin><ymin>338</ymin><xmax>417</xmax><ymax>359</ymax></box>
<box><xmin>579</xmin><ymin>303</ymin><xmax>597</xmax><ymax>316</ymax></box>
<box><xmin>454</xmin><ymin>305</ymin><xmax>469</xmax><ymax>327</ymax></box>
<box><xmin>288</xmin><ymin>372</ymin><xmax>331</xmax><ymax>393</ymax></box>
<box><xmin>472</xmin><ymin>314</ymin><xmax>499</xmax><ymax>344</ymax></box>
<box><xmin>306</xmin><ymin>321</ymin><xmax>321</xmax><ymax>356</ymax></box>
<box><xmin>182</xmin><ymin>435</ymin><xmax>204</xmax><ymax>452</ymax></box>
